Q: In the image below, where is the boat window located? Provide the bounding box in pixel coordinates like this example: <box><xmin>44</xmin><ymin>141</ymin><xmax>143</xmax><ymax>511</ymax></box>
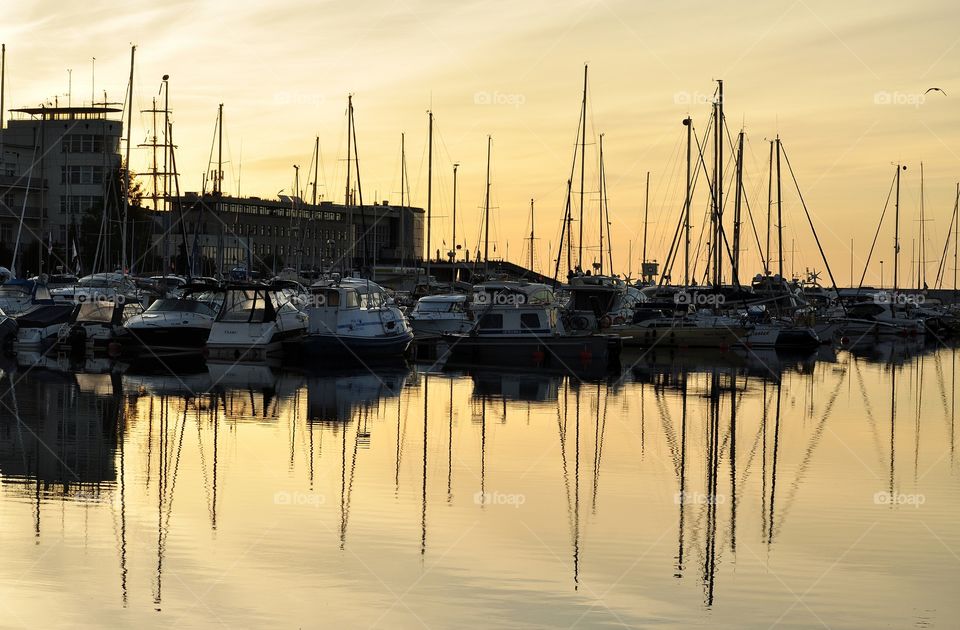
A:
<box><xmin>0</xmin><ymin>286</ymin><xmax>29</xmax><ymax>297</ymax></box>
<box><xmin>478</xmin><ymin>313</ymin><xmax>503</xmax><ymax>330</ymax></box>
<box><xmin>122</xmin><ymin>303</ymin><xmax>143</xmax><ymax>322</ymax></box>
<box><xmin>520</xmin><ymin>313</ymin><xmax>541</xmax><ymax>329</ymax></box>
<box><xmin>146</xmin><ymin>299</ymin><xmax>215</xmax><ymax>316</ymax></box>
<box><xmin>345</xmin><ymin>290</ymin><xmax>360</xmax><ymax>308</ymax></box>
<box><xmin>76</xmin><ymin>302</ymin><xmax>115</xmax><ymax>323</ymax></box>
<box><xmin>314</xmin><ymin>289</ymin><xmax>339</xmax><ymax>307</ymax></box>
<box><xmin>220</xmin><ymin>290</ymin><xmax>261</xmax><ymax>322</ymax></box>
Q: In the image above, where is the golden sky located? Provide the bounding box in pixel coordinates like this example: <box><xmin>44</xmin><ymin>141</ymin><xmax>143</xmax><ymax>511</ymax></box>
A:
<box><xmin>3</xmin><ymin>0</ymin><xmax>959</xmax><ymax>286</ymax></box>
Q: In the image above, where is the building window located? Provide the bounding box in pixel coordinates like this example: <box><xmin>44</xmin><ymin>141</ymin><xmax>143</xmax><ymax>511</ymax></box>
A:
<box><xmin>62</xmin><ymin>134</ymin><xmax>105</xmax><ymax>153</ymax></box>
<box><xmin>61</xmin><ymin>165</ymin><xmax>105</xmax><ymax>185</ymax></box>
<box><xmin>59</xmin><ymin>195</ymin><xmax>103</xmax><ymax>215</ymax></box>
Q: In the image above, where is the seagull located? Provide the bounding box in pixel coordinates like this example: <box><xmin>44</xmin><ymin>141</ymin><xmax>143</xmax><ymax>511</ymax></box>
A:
<box><xmin>925</xmin><ymin>87</ymin><xmax>947</xmax><ymax>95</ymax></box>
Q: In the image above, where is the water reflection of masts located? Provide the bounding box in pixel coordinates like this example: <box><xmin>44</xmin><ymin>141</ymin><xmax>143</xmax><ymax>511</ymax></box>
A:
<box><xmin>153</xmin><ymin>397</ymin><xmax>188</xmax><ymax>610</ymax></box>
<box><xmin>889</xmin><ymin>365</ymin><xmax>897</xmax><ymax>500</ymax></box>
<box><xmin>767</xmin><ymin>379</ymin><xmax>782</xmax><ymax>547</ymax></box>
<box><xmin>116</xmin><ymin>374</ymin><xmax>128</xmax><ymax>606</ymax></box>
<box><xmin>703</xmin><ymin>370</ymin><xmax>721</xmax><ymax>606</ymax></box>
<box><xmin>339</xmin><ymin>411</ymin><xmax>360</xmax><ymax>550</ymax></box>
<box><xmin>574</xmin><ymin>383</ymin><xmax>581</xmax><ymax>590</ymax></box>
<box><xmin>421</xmin><ymin>374</ymin><xmax>428</xmax><ymax>557</ymax></box>
<box><xmin>447</xmin><ymin>378</ymin><xmax>453</xmax><ymax>503</ymax></box>
<box><xmin>591</xmin><ymin>382</ymin><xmax>608</xmax><ymax>514</ymax></box>
<box><xmin>675</xmin><ymin>372</ymin><xmax>688</xmax><ymax>579</ymax></box>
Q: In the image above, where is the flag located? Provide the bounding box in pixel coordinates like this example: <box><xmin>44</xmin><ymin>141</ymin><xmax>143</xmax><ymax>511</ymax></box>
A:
<box><xmin>71</xmin><ymin>240</ymin><xmax>81</xmax><ymax>276</ymax></box>
<box><xmin>47</xmin><ymin>233</ymin><xmax>53</xmax><ymax>255</ymax></box>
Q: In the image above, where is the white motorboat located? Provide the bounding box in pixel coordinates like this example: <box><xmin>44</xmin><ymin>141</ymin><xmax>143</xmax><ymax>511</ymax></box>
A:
<box><xmin>206</xmin><ymin>283</ymin><xmax>308</xmax><ymax>361</ymax></box>
<box><xmin>408</xmin><ymin>293</ymin><xmax>473</xmax><ymax>336</ymax></box>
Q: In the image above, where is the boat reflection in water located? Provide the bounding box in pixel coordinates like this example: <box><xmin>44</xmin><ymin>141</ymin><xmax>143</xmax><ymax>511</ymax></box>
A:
<box><xmin>0</xmin><ymin>338</ymin><xmax>956</xmax><ymax>627</ymax></box>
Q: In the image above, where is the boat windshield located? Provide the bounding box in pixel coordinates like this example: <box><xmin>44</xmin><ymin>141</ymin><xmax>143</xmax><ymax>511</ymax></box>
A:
<box><xmin>219</xmin><ymin>289</ymin><xmax>275</xmax><ymax>323</ymax></box>
<box><xmin>75</xmin><ymin>302</ymin><xmax>116</xmax><ymax>323</ymax></box>
<box><xmin>146</xmin><ymin>299</ymin><xmax>215</xmax><ymax>316</ymax></box>
<box><xmin>413</xmin><ymin>300</ymin><xmax>458</xmax><ymax>314</ymax></box>
<box><xmin>0</xmin><ymin>285</ymin><xmax>30</xmax><ymax>297</ymax></box>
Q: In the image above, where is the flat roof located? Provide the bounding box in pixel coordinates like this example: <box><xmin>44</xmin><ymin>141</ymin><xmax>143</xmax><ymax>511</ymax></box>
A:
<box><xmin>11</xmin><ymin>106</ymin><xmax>122</xmax><ymax>114</ymax></box>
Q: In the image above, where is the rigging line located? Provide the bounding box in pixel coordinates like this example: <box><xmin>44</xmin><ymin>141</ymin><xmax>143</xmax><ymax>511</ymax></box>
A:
<box><xmin>779</xmin><ymin>143</ymin><xmax>846</xmax><ymax>311</ymax></box>
<box><xmin>933</xmin><ymin>188</ymin><xmax>958</xmax><ymax>289</ymax></box>
<box><xmin>856</xmin><ymin>168</ymin><xmax>898</xmax><ymax>291</ymax></box>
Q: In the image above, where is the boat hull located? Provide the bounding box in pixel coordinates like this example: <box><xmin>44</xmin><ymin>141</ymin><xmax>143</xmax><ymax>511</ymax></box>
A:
<box><xmin>119</xmin><ymin>326</ymin><xmax>211</xmax><ymax>352</ymax></box>
<box><xmin>289</xmin><ymin>331</ymin><xmax>413</xmax><ymax>363</ymax></box>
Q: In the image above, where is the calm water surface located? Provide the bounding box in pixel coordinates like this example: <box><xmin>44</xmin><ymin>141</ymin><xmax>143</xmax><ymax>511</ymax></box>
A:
<box><xmin>0</xmin><ymin>341</ymin><xmax>958</xmax><ymax>628</ymax></box>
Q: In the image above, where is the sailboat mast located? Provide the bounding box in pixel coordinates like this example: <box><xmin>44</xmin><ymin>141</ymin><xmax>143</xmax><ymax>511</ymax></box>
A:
<box><xmin>452</xmin><ymin>163</ymin><xmax>459</xmax><ymax>263</ymax></box>
<box><xmin>920</xmin><ymin>162</ymin><xmax>925</xmax><ymax>290</ymax></box>
<box><xmin>426</xmin><ymin>110</ymin><xmax>433</xmax><ymax>277</ymax></box>
<box><xmin>683</xmin><ymin>117</ymin><xmax>692</xmax><ymax>287</ymax></box>
<box><xmin>311</xmin><ymin>136</ymin><xmax>319</xmax><ymax>271</ymax></box>
<box><xmin>642</xmin><ymin>170</ymin><xmax>650</xmax><ymax>270</ymax></box>
<box><xmin>732</xmin><ymin>131</ymin><xmax>744</xmax><ymax>285</ymax></box>
<box><xmin>955</xmin><ymin>182</ymin><xmax>959</xmax><ymax>299</ymax></box>
<box><xmin>578</xmin><ymin>64</ymin><xmax>587</xmax><ymax>271</ymax></box>
<box><xmin>714</xmin><ymin>80</ymin><xmax>723</xmax><ymax>288</ymax></box>
<box><xmin>121</xmin><ymin>45</ymin><xmax>135</xmax><ymax>275</ymax></box>
<box><xmin>529</xmin><ymin>198</ymin><xmax>535</xmax><ymax>272</ymax></box>
<box><xmin>216</xmin><ymin>103</ymin><xmax>223</xmax><ymax>195</ymax></box>
<box><xmin>400</xmin><ymin>132</ymin><xmax>405</xmax><ymax>269</ymax></box>
<box><xmin>776</xmin><ymin>136</ymin><xmax>783</xmax><ymax>278</ymax></box>
<box><xmin>344</xmin><ymin>95</ymin><xmax>353</xmax><ymax>272</ymax></box>
<box><xmin>598</xmin><ymin>133</ymin><xmax>604</xmax><ymax>275</ymax></box>
<box><xmin>566</xmin><ymin>179</ymin><xmax>573</xmax><ymax>275</ymax></box>
<box><xmin>894</xmin><ymin>163</ymin><xmax>903</xmax><ymax>292</ymax></box>
<box><xmin>484</xmin><ymin>135</ymin><xmax>492</xmax><ymax>273</ymax></box>
<box><xmin>765</xmin><ymin>140</ymin><xmax>773</xmax><ymax>275</ymax></box>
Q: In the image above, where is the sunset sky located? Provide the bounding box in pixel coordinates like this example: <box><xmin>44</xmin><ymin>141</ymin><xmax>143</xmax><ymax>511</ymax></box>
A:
<box><xmin>3</xmin><ymin>0</ymin><xmax>959</xmax><ymax>286</ymax></box>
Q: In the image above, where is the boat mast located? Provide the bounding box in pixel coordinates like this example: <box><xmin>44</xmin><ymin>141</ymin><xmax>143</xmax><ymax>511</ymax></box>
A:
<box><xmin>776</xmin><ymin>136</ymin><xmax>783</xmax><ymax>278</ymax></box>
<box><xmin>311</xmin><ymin>136</ymin><xmax>319</xmax><ymax>271</ymax></box>
<box><xmin>578</xmin><ymin>64</ymin><xmax>587</xmax><ymax>271</ymax></box>
<box><xmin>400</xmin><ymin>132</ymin><xmax>405</xmax><ymax>269</ymax></box>
<box><xmin>598</xmin><ymin>133</ymin><xmax>604</xmax><ymax>275</ymax></box>
<box><xmin>452</xmin><ymin>162</ymin><xmax>459</xmax><ymax>263</ymax></box>
<box><xmin>683</xmin><ymin>117</ymin><xmax>692</xmax><ymax>287</ymax></box>
<box><xmin>483</xmin><ymin>135</ymin><xmax>492</xmax><ymax>274</ymax></box>
<box><xmin>920</xmin><ymin>162</ymin><xmax>925</xmax><ymax>290</ymax></box>
<box><xmin>529</xmin><ymin>198</ymin><xmax>535</xmax><ymax>272</ymax></box>
<box><xmin>713</xmin><ymin>80</ymin><xmax>723</xmax><ymax>288</ymax></box>
<box><xmin>216</xmin><ymin>103</ymin><xmax>224</xmax><ymax>277</ymax></box>
<box><xmin>121</xmin><ymin>45</ymin><xmax>135</xmax><ymax>276</ymax></box>
<box><xmin>642</xmin><ymin>170</ymin><xmax>650</xmax><ymax>274</ymax></box>
<box><xmin>566</xmin><ymin>179</ymin><xmax>573</xmax><ymax>275</ymax></box>
<box><xmin>426</xmin><ymin>110</ymin><xmax>433</xmax><ymax>279</ymax></box>
<box><xmin>955</xmin><ymin>182</ymin><xmax>959</xmax><ymax>299</ymax></box>
<box><xmin>765</xmin><ymin>140</ymin><xmax>773</xmax><ymax>275</ymax></box>
<box><xmin>344</xmin><ymin>95</ymin><xmax>353</xmax><ymax>273</ymax></box>
<box><xmin>732</xmin><ymin>131</ymin><xmax>744</xmax><ymax>286</ymax></box>
<box><xmin>893</xmin><ymin>163</ymin><xmax>904</xmax><ymax>292</ymax></box>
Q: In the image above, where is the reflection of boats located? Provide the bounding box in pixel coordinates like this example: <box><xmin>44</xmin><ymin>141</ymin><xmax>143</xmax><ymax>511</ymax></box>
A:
<box><xmin>622</xmin><ymin>345</ymin><xmax>817</xmax><ymax>383</ymax></box>
<box><xmin>306</xmin><ymin>368</ymin><xmax>409</xmax><ymax>422</ymax></box>
<box><xmin>468</xmin><ymin>369</ymin><xmax>561</xmax><ymax>402</ymax></box>
<box><xmin>841</xmin><ymin>336</ymin><xmax>928</xmax><ymax>364</ymax></box>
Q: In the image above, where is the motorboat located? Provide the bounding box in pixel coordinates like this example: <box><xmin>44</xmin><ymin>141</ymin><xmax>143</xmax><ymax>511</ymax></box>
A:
<box><xmin>562</xmin><ymin>272</ymin><xmax>644</xmax><ymax>331</ymax></box>
<box><xmin>57</xmin><ymin>299</ymin><xmax>146</xmax><ymax>354</ymax></box>
<box><xmin>0</xmin><ymin>307</ymin><xmax>16</xmax><ymax>350</ymax></box>
<box><xmin>290</xmin><ymin>277</ymin><xmax>413</xmax><ymax>362</ymax></box>
<box><xmin>120</xmin><ymin>284</ymin><xmax>224</xmax><ymax>353</ymax></box>
<box><xmin>408</xmin><ymin>293</ymin><xmax>473</xmax><ymax>336</ymax></box>
<box><xmin>10</xmin><ymin>303</ymin><xmax>76</xmax><ymax>353</ymax></box>
<box><xmin>442</xmin><ymin>281</ymin><xmax>619</xmax><ymax>370</ymax></box>
<box><xmin>0</xmin><ymin>278</ymin><xmax>54</xmax><ymax>316</ymax></box>
<box><xmin>206</xmin><ymin>283</ymin><xmax>308</xmax><ymax>361</ymax></box>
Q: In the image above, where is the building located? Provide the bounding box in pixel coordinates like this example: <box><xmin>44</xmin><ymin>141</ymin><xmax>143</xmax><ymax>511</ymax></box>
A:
<box><xmin>152</xmin><ymin>193</ymin><xmax>424</xmax><ymax>275</ymax></box>
<box><xmin>0</xmin><ymin>105</ymin><xmax>123</xmax><ymax>274</ymax></box>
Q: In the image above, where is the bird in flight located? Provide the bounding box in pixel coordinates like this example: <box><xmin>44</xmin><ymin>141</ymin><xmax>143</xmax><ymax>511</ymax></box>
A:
<box><xmin>924</xmin><ymin>87</ymin><xmax>947</xmax><ymax>95</ymax></box>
